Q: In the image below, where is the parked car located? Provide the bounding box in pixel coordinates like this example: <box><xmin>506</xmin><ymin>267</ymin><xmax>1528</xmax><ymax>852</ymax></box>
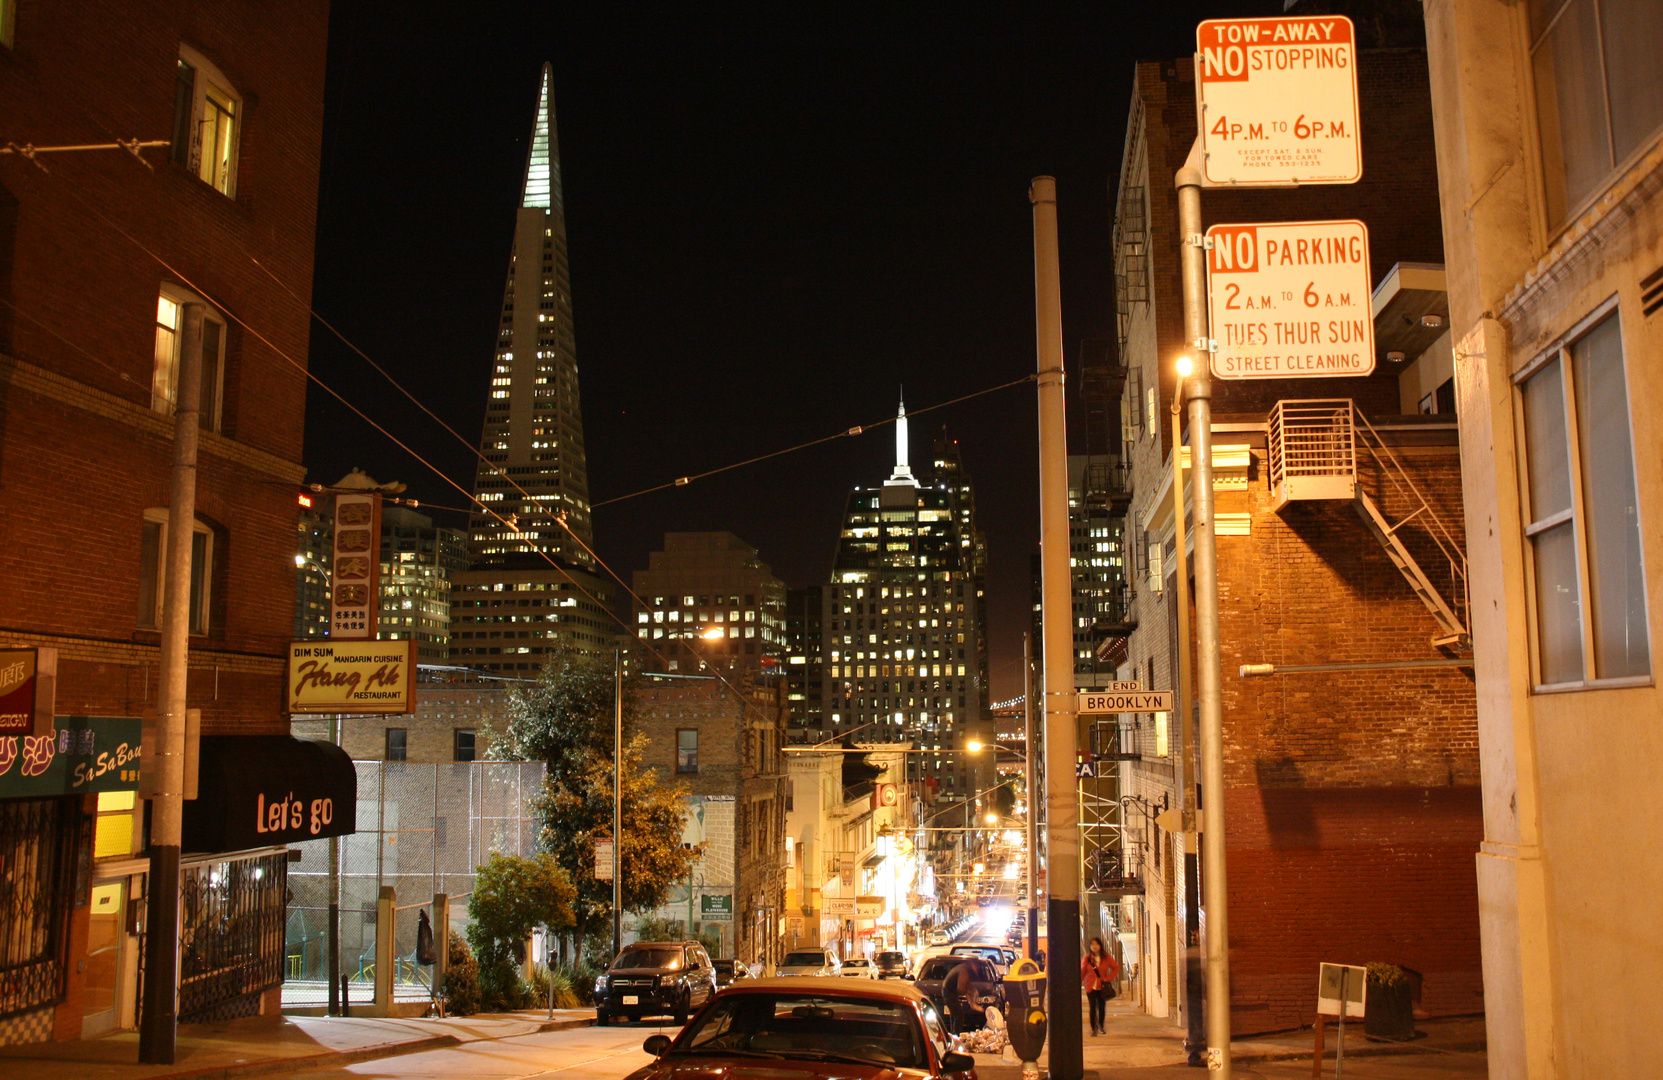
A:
<box><xmin>712</xmin><ymin>959</ymin><xmax>754</xmax><ymax>989</ymax></box>
<box><xmin>776</xmin><ymin>948</ymin><xmax>841</xmax><ymax>977</ymax></box>
<box><xmin>875</xmin><ymin>950</ymin><xmax>912</xmax><ymax>979</ymax></box>
<box><xmin>840</xmin><ymin>957</ymin><xmax>877</xmax><ymax>978</ymax></box>
<box><xmin>950</xmin><ymin>944</ymin><xmax>1009</xmax><ymax>976</ymax></box>
<box><xmin>632</xmin><ymin>977</ymin><xmax>977</xmax><ymax>1079</ymax></box>
<box><xmin>928</xmin><ymin>929</ymin><xmax>952</xmax><ymax>945</ymax></box>
<box><xmin>595</xmin><ymin>941</ymin><xmax>718</xmax><ymax>1026</ymax></box>
<box><xmin>914</xmin><ymin>955</ymin><xmax>1003</xmax><ymax>1031</ymax></box>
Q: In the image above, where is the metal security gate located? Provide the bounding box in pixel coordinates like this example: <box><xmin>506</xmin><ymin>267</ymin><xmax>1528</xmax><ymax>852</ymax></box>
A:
<box><xmin>177</xmin><ymin>849</ymin><xmax>288</xmax><ymax>1022</ymax></box>
<box><xmin>0</xmin><ymin>798</ymin><xmax>76</xmax><ymax>1022</ymax></box>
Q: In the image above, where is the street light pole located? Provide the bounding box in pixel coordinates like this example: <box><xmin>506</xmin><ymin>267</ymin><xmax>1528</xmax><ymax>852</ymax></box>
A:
<box><xmin>1031</xmin><ymin>175</ymin><xmax>1081</xmax><ymax>1080</ymax></box>
<box><xmin>1172</xmin><ymin>360</ymin><xmax>1206</xmax><ymax>1066</ymax></box>
<box><xmin>613</xmin><ymin>646</ymin><xmax>623</xmax><ymax>959</ymax></box>
<box><xmin>1022</xmin><ymin>632</ymin><xmax>1038</xmax><ymax>962</ymax></box>
<box><xmin>1177</xmin><ymin>150</ymin><xmax>1232</xmax><ymax>1078</ymax></box>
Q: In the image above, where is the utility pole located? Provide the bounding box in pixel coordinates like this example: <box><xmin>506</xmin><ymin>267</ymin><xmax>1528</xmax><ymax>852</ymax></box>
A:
<box><xmin>139</xmin><ymin>303</ymin><xmax>203</xmax><ymax>1064</ymax></box>
<box><xmin>1023</xmin><ymin>631</ymin><xmax>1039</xmax><ymax>962</ymax></box>
<box><xmin>1030</xmin><ymin>175</ymin><xmax>1081</xmax><ymax>1080</ymax></box>
<box><xmin>613</xmin><ymin>646</ymin><xmax>623</xmax><ymax>959</ymax></box>
<box><xmin>1177</xmin><ymin>147</ymin><xmax>1232</xmax><ymax>1078</ymax></box>
<box><xmin>1172</xmin><ymin>364</ymin><xmax>1205</xmax><ymax>1067</ymax></box>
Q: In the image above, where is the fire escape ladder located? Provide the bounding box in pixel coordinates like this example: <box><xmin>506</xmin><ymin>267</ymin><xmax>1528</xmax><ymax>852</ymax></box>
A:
<box><xmin>1268</xmin><ymin>400</ymin><xmax>1470</xmax><ymax>650</ymax></box>
<box><xmin>1351</xmin><ymin>489</ymin><xmax>1469</xmax><ymax>649</ymax></box>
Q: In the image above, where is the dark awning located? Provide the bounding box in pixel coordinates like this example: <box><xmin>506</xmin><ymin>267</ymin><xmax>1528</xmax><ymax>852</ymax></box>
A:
<box><xmin>182</xmin><ymin>736</ymin><xmax>356</xmax><ymax>854</ymax></box>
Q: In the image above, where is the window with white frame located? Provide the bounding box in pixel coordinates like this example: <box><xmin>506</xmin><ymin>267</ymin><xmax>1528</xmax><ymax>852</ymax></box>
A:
<box><xmin>170</xmin><ymin>46</ymin><xmax>241</xmax><ymax>197</ymax></box>
<box><xmin>153</xmin><ymin>289</ymin><xmax>226</xmax><ymax>431</ymax></box>
<box><xmin>138</xmin><ymin>510</ymin><xmax>213</xmax><ymax>635</ymax></box>
<box><xmin>1530</xmin><ymin>0</ymin><xmax>1663</xmax><ymax>224</ymax></box>
<box><xmin>1517</xmin><ymin>306</ymin><xmax>1650</xmax><ymax>687</ymax></box>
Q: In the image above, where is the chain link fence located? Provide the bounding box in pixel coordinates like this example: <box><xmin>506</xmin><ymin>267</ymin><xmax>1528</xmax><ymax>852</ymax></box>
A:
<box><xmin>283</xmin><ymin>760</ymin><xmax>544</xmax><ymax>1009</ymax></box>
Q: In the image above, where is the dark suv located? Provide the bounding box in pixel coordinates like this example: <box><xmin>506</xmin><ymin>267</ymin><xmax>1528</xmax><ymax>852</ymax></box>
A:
<box><xmin>594</xmin><ymin>941</ymin><xmax>717</xmax><ymax>1025</ymax></box>
<box><xmin>874</xmin><ymin>950</ymin><xmax>912</xmax><ymax>979</ymax></box>
<box><xmin>915</xmin><ymin>955</ymin><xmax>1002</xmax><ymax>1030</ymax></box>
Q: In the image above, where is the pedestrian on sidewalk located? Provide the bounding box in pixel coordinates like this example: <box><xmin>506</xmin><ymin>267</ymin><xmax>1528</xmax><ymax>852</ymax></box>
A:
<box><xmin>1080</xmin><ymin>937</ymin><xmax>1120</xmax><ymax>1036</ymax></box>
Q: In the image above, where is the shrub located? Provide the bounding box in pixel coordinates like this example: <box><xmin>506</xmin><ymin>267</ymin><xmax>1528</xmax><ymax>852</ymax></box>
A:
<box><xmin>443</xmin><ymin>931</ymin><xmax>482</xmax><ymax>1016</ymax></box>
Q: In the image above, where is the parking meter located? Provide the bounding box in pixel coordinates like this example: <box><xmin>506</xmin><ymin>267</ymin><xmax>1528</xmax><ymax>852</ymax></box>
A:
<box><xmin>1002</xmin><ymin>958</ymin><xmax>1047</xmax><ymax>1076</ymax></box>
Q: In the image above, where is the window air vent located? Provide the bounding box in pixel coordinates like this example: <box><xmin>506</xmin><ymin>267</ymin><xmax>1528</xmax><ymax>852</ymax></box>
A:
<box><xmin>1642</xmin><ymin>264</ymin><xmax>1663</xmax><ymax>318</ymax></box>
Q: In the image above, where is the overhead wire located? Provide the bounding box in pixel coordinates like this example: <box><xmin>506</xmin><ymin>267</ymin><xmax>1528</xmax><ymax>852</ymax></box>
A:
<box><xmin>18</xmin><ymin>145</ymin><xmax>1015</xmax><ymax>776</ymax></box>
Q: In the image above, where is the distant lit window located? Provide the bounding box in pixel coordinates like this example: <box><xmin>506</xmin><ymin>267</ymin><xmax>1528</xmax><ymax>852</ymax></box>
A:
<box><xmin>172</xmin><ymin>46</ymin><xmax>241</xmax><ymax>197</ymax></box>
<box><xmin>1531</xmin><ymin>0</ymin><xmax>1663</xmax><ymax>223</ymax></box>
<box><xmin>153</xmin><ymin>289</ymin><xmax>226</xmax><ymax>431</ymax></box>
<box><xmin>1518</xmin><ymin>306</ymin><xmax>1649</xmax><ymax>687</ymax></box>
<box><xmin>677</xmin><ymin>729</ymin><xmax>698</xmax><ymax>773</ymax></box>
<box><xmin>386</xmin><ymin>728</ymin><xmax>408</xmax><ymax>762</ymax></box>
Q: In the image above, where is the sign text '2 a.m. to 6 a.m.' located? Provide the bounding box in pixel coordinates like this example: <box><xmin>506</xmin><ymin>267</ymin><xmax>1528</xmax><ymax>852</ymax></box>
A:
<box><xmin>1206</xmin><ymin>220</ymin><xmax>1375</xmax><ymax>379</ymax></box>
<box><xmin>1196</xmin><ymin>15</ymin><xmax>1361</xmax><ymax>186</ymax></box>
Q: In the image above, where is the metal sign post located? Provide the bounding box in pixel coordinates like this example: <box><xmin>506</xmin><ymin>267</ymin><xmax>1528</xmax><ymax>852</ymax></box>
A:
<box><xmin>1184</xmin><ymin>16</ymin><xmax>1365</xmax><ymax>1076</ymax></box>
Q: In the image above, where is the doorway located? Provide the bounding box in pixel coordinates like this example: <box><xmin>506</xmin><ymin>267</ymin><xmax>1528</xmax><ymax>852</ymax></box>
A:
<box><xmin>81</xmin><ymin>879</ymin><xmax>129</xmax><ymax>1037</ymax></box>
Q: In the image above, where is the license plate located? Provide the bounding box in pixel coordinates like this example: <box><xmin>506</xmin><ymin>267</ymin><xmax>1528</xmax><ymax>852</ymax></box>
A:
<box><xmin>622</xmin><ymin>995</ymin><xmax>639</xmax><ymax>1005</ymax></box>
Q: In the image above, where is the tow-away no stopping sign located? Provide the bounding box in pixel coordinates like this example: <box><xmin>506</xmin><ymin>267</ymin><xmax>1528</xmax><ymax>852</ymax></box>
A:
<box><xmin>1196</xmin><ymin>16</ymin><xmax>1361</xmax><ymax>186</ymax></box>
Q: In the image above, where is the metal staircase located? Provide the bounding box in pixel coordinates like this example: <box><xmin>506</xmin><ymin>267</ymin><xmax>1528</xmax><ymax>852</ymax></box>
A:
<box><xmin>1268</xmin><ymin>400</ymin><xmax>1470</xmax><ymax>650</ymax></box>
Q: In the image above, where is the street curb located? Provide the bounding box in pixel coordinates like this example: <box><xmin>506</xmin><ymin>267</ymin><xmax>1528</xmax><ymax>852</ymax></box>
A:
<box><xmin>977</xmin><ymin>1037</ymin><xmax>1488</xmax><ymax>1077</ymax></box>
<box><xmin>132</xmin><ymin>1014</ymin><xmax>597</xmax><ymax>1080</ymax></box>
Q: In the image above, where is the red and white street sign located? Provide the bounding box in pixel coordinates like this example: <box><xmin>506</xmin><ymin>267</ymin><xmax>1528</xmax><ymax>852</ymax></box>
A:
<box><xmin>1205</xmin><ymin>220</ymin><xmax>1375</xmax><ymax>380</ymax></box>
<box><xmin>1196</xmin><ymin>16</ymin><xmax>1361</xmax><ymax>186</ymax></box>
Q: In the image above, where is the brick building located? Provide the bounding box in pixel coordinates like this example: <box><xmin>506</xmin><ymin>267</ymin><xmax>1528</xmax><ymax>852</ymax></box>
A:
<box><xmin>0</xmin><ymin>1</ymin><xmax>330</xmax><ymax>1043</ymax></box>
<box><xmin>634</xmin><ymin>677</ymin><xmax>788</xmax><ymax>966</ymax></box>
<box><xmin>1105</xmin><ymin>39</ymin><xmax>1482</xmax><ymax>1036</ymax></box>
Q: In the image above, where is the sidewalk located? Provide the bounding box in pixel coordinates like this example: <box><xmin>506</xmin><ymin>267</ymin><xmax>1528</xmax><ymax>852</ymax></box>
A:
<box><xmin>0</xmin><ymin>1008</ymin><xmax>595</xmax><ymax>1080</ymax></box>
<box><xmin>975</xmin><ymin>997</ymin><xmax>1487</xmax><ymax>1078</ymax></box>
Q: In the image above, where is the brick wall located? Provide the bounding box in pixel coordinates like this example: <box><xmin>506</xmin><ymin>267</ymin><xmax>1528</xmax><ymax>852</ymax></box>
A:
<box><xmin>0</xmin><ymin>1</ymin><xmax>327</xmax><ymax>737</ymax></box>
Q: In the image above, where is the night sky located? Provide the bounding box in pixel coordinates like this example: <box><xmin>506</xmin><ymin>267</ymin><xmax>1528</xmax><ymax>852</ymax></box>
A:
<box><xmin>302</xmin><ymin>1</ymin><xmax>1281</xmax><ymax>700</ymax></box>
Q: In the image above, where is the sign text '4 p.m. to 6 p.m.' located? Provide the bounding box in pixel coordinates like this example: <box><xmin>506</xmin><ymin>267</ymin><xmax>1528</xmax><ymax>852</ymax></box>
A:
<box><xmin>1205</xmin><ymin>219</ymin><xmax>1375</xmax><ymax>379</ymax></box>
<box><xmin>1196</xmin><ymin>15</ymin><xmax>1360</xmax><ymax>186</ymax></box>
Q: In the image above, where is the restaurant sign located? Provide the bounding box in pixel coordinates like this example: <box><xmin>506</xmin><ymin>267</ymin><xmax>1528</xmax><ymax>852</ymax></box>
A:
<box><xmin>0</xmin><ymin>716</ymin><xmax>142</xmax><ymax>799</ymax></box>
<box><xmin>287</xmin><ymin>639</ymin><xmax>416</xmax><ymax>714</ymax></box>
<box><xmin>0</xmin><ymin>647</ymin><xmax>56</xmax><ymax>736</ymax></box>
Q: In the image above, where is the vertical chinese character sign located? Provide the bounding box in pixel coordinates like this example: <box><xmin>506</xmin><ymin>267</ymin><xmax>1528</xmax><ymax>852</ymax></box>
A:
<box><xmin>330</xmin><ymin>493</ymin><xmax>380</xmax><ymax>639</ymax></box>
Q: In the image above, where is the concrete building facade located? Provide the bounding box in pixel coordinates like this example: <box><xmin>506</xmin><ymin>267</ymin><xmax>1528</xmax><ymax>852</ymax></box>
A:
<box><xmin>632</xmin><ymin>532</ymin><xmax>788</xmax><ymax>677</ymax></box>
<box><xmin>1424</xmin><ymin>3</ymin><xmax>1663</xmax><ymax>1076</ymax></box>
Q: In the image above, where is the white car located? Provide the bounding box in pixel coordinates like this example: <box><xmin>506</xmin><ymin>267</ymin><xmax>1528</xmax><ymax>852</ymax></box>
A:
<box><xmin>776</xmin><ymin>949</ymin><xmax>840</xmax><ymax>977</ymax></box>
<box><xmin>928</xmin><ymin>929</ymin><xmax>952</xmax><ymax>946</ymax></box>
<box><xmin>839</xmin><ymin>957</ymin><xmax>877</xmax><ymax>978</ymax></box>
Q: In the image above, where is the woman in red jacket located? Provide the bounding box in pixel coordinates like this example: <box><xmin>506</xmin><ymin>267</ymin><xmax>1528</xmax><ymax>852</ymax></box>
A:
<box><xmin>1080</xmin><ymin>936</ymin><xmax>1120</xmax><ymax>1035</ymax></box>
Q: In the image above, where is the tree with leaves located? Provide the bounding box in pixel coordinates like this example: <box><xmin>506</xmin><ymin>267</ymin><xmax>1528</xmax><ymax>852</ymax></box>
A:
<box><xmin>538</xmin><ymin>731</ymin><xmax>700</xmax><ymax>954</ymax></box>
<box><xmin>490</xmin><ymin>650</ymin><xmax>699</xmax><ymax>959</ymax></box>
<box><xmin>465</xmin><ymin>851</ymin><xmax>576</xmax><ymax>1009</ymax></box>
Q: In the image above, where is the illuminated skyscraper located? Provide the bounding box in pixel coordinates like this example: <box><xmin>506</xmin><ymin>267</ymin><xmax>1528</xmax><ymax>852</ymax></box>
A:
<box><xmin>820</xmin><ymin>398</ymin><xmax>988</xmax><ymax>799</ymax></box>
<box><xmin>468</xmin><ymin>63</ymin><xmax>593</xmax><ymax>568</ymax></box>
<box><xmin>453</xmin><ymin>63</ymin><xmax>615</xmax><ymax>671</ymax></box>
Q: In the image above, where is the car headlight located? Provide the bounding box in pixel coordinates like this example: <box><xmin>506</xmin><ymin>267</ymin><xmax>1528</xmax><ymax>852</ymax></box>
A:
<box><xmin>594</xmin><ymin>975</ymin><xmax>609</xmax><ymax>993</ymax></box>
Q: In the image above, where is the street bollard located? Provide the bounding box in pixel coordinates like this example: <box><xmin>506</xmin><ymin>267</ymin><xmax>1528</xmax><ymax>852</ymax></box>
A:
<box><xmin>374</xmin><ymin>886</ymin><xmax>395</xmax><ymax>1017</ymax></box>
<box><xmin>340</xmin><ymin>974</ymin><xmax>349</xmax><ymax>1015</ymax></box>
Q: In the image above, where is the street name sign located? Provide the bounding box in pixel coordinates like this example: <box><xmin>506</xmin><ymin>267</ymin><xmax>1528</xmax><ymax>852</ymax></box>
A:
<box><xmin>1206</xmin><ymin>220</ymin><xmax>1375</xmax><ymax>379</ymax></box>
<box><xmin>1196</xmin><ymin>16</ymin><xmax>1360</xmax><ymax>186</ymax></box>
<box><xmin>1077</xmin><ymin>689</ymin><xmax>1175</xmax><ymax>714</ymax></box>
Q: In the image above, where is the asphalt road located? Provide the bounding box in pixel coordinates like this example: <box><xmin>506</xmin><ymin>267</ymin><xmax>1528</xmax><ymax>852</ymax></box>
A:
<box><xmin>281</xmin><ymin>1021</ymin><xmax>672</xmax><ymax>1080</ymax></box>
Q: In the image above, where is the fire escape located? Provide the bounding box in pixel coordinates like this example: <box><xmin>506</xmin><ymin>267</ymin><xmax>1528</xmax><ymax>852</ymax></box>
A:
<box><xmin>1267</xmin><ymin>400</ymin><xmax>1469</xmax><ymax>650</ymax></box>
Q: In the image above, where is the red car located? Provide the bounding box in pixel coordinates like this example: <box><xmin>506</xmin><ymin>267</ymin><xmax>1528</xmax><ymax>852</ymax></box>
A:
<box><xmin>629</xmin><ymin>975</ymin><xmax>978</xmax><ymax>1079</ymax></box>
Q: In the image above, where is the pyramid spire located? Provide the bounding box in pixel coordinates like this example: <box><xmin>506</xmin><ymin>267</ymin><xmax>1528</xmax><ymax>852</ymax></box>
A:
<box><xmin>520</xmin><ymin>63</ymin><xmax>561</xmax><ymax>213</ymax></box>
